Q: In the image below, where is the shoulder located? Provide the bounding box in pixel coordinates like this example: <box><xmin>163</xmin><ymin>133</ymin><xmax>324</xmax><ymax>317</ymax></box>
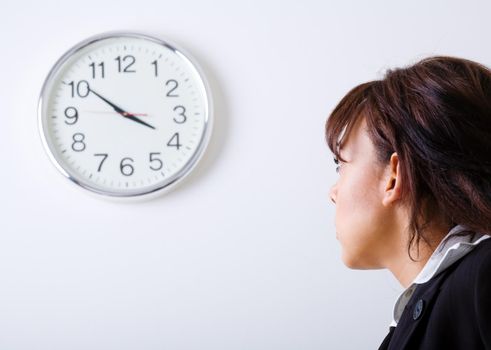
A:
<box><xmin>415</xmin><ymin>236</ymin><xmax>491</xmax><ymax>326</ymax></box>
<box><xmin>462</xmin><ymin>235</ymin><xmax>491</xmax><ymax>261</ymax></box>
<box><xmin>383</xmin><ymin>238</ymin><xmax>491</xmax><ymax>350</ymax></box>
<box><xmin>450</xmin><ymin>236</ymin><xmax>491</xmax><ymax>348</ymax></box>
<box><xmin>434</xmin><ymin>236</ymin><xmax>491</xmax><ymax>332</ymax></box>
<box><xmin>412</xmin><ymin>238</ymin><xmax>491</xmax><ymax>348</ymax></box>
<box><xmin>446</xmin><ymin>236</ymin><xmax>491</xmax><ymax>285</ymax></box>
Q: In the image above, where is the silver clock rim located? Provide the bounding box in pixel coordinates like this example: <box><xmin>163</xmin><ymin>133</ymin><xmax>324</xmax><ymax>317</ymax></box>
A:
<box><xmin>38</xmin><ymin>31</ymin><xmax>214</xmax><ymax>199</ymax></box>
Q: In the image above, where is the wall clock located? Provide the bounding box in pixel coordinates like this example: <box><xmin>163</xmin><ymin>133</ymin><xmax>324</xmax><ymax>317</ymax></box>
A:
<box><xmin>38</xmin><ymin>31</ymin><xmax>213</xmax><ymax>199</ymax></box>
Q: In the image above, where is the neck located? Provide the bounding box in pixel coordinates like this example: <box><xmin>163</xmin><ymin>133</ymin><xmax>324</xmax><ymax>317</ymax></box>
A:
<box><xmin>386</xmin><ymin>223</ymin><xmax>451</xmax><ymax>288</ymax></box>
<box><xmin>387</xmin><ymin>245</ymin><xmax>433</xmax><ymax>288</ymax></box>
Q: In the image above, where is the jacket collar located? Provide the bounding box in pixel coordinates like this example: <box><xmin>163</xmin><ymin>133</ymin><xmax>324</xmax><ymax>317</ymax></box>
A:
<box><xmin>381</xmin><ymin>266</ymin><xmax>453</xmax><ymax>350</ymax></box>
<box><xmin>390</xmin><ymin>224</ymin><xmax>490</xmax><ymax>327</ymax></box>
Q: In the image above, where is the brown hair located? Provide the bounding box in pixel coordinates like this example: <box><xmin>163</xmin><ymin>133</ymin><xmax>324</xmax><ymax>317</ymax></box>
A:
<box><xmin>325</xmin><ymin>56</ymin><xmax>491</xmax><ymax>259</ymax></box>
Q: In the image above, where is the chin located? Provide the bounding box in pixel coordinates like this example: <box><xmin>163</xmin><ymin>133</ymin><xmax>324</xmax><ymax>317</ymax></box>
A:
<box><xmin>341</xmin><ymin>251</ymin><xmax>382</xmax><ymax>270</ymax></box>
<box><xmin>341</xmin><ymin>255</ymin><xmax>365</xmax><ymax>269</ymax></box>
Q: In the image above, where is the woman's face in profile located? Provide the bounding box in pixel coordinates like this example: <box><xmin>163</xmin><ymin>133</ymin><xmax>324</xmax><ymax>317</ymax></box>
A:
<box><xmin>329</xmin><ymin>117</ymin><xmax>398</xmax><ymax>269</ymax></box>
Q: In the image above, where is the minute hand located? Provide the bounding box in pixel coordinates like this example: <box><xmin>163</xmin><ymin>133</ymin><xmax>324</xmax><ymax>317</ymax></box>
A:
<box><xmin>89</xmin><ymin>88</ymin><xmax>155</xmax><ymax>130</ymax></box>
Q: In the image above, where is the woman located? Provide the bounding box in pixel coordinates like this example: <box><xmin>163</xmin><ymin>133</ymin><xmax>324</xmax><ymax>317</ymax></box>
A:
<box><xmin>325</xmin><ymin>56</ymin><xmax>491</xmax><ymax>349</ymax></box>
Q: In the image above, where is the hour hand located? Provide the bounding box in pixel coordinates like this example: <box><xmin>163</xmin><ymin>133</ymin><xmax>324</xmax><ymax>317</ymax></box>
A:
<box><xmin>89</xmin><ymin>88</ymin><xmax>156</xmax><ymax>130</ymax></box>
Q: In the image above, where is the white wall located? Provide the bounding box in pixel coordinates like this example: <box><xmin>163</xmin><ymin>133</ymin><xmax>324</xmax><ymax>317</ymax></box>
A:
<box><xmin>1</xmin><ymin>1</ymin><xmax>489</xmax><ymax>349</ymax></box>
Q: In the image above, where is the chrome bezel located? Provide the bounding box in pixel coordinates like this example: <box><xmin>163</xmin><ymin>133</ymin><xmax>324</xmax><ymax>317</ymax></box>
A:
<box><xmin>38</xmin><ymin>31</ymin><xmax>214</xmax><ymax>199</ymax></box>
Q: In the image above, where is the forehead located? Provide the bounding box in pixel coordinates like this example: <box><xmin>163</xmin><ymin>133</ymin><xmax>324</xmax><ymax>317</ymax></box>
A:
<box><xmin>338</xmin><ymin>116</ymin><xmax>369</xmax><ymax>160</ymax></box>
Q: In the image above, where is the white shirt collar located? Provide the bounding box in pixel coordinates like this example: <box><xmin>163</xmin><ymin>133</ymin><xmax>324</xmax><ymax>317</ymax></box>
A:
<box><xmin>390</xmin><ymin>224</ymin><xmax>491</xmax><ymax>327</ymax></box>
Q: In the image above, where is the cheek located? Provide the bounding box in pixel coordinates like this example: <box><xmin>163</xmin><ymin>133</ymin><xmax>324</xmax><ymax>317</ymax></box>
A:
<box><xmin>335</xmin><ymin>173</ymin><xmax>376</xmax><ymax>226</ymax></box>
<box><xmin>334</xmin><ymin>173</ymin><xmax>386</xmax><ymax>268</ymax></box>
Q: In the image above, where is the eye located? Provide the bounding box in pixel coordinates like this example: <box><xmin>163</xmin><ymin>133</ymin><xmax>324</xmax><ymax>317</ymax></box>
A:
<box><xmin>333</xmin><ymin>157</ymin><xmax>341</xmax><ymax>174</ymax></box>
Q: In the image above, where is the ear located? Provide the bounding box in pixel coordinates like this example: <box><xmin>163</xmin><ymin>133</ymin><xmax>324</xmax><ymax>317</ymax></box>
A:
<box><xmin>382</xmin><ymin>152</ymin><xmax>403</xmax><ymax>207</ymax></box>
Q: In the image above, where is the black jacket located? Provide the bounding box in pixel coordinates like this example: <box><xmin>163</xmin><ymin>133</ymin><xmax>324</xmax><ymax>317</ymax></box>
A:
<box><xmin>378</xmin><ymin>238</ymin><xmax>491</xmax><ymax>350</ymax></box>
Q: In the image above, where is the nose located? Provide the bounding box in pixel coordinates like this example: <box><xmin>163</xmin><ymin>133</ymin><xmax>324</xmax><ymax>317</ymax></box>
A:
<box><xmin>329</xmin><ymin>184</ymin><xmax>337</xmax><ymax>204</ymax></box>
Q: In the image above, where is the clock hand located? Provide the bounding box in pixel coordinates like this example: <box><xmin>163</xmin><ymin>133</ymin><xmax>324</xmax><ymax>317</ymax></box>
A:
<box><xmin>84</xmin><ymin>110</ymin><xmax>149</xmax><ymax>117</ymax></box>
<box><xmin>88</xmin><ymin>88</ymin><xmax>156</xmax><ymax>130</ymax></box>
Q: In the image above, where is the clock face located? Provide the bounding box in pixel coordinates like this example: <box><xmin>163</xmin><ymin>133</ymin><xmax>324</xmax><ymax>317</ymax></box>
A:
<box><xmin>38</xmin><ymin>32</ymin><xmax>212</xmax><ymax>198</ymax></box>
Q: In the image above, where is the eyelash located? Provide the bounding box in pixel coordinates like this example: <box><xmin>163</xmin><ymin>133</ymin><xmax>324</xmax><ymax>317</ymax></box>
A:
<box><xmin>333</xmin><ymin>157</ymin><xmax>340</xmax><ymax>174</ymax></box>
